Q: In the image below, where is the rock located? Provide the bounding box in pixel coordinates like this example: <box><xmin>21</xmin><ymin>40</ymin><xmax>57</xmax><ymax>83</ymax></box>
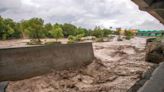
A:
<box><xmin>146</xmin><ymin>42</ymin><xmax>164</xmax><ymax>64</ymax></box>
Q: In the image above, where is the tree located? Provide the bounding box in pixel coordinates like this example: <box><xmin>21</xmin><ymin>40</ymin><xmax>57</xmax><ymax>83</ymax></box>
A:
<box><xmin>12</xmin><ymin>23</ymin><xmax>22</xmax><ymax>39</ymax></box>
<box><xmin>49</xmin><ymin>25</ymin><xmax>64</xmax><ymax>42</ymax></box>
<box><xmin>44</xmin><ymin>23</ymin><xmax>53</xmax><ymax>38</ymax></box>
<box><xmin>1</xmin><ymin>25</ymin><xmax>14</xmax><ymax>40</ymax></box>
<box><xmin>124</xmin><ymin>30</ymin><xmax>134</xmax><ymax>40</ymax></box>
<box><xmin>0</xmin><ymin>17</ymin><xmax>5</xmax><ymax>39</ymax></box>
<box><xmin>26</xmin><ymin>18</ymin><xmax>45</xmax><ymax>42</ymax></box>
<box><xmin>61</xmin><ymin>23</ymin><xmax>77</xmax><ymax>37</ymax></box>
<box><xmin>0</xmin><ymin>16</ymin><xmax>116</xmax><ymax>41</ymax></box>
<box><xmin>83</xmin><ymin>28</ymin><xmax>89</xmax><ymax>36</ymax></box>
<box><xmin>0</xmin><ymin>17</ymin><xmax>21</xmax><ymax>40</ymax></box>
<box><xmin>103</xmin><ymin>28</ymin><xmax>112</xmax><ymax>37</ymax></box>
<box><xmin>92</xmin><ymin>26</ymin><xmax>104</xmax><ymax>38</ymax></box>
<box><xmin>19</xmin><ymin>20</ymin><xmax>30</xmax><ymax>39</ymax></box>
<box><xmin>76</xmin><ymin>27</ymin><xmax>85</xmax><ymax>36</ymax></box>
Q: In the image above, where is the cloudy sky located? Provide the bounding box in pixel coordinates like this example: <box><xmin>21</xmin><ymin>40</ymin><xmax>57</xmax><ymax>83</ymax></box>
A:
<box><xmin>0</xmin><ymin>0</ymin><xmax>164</xmax><ymax>30</ymax></box>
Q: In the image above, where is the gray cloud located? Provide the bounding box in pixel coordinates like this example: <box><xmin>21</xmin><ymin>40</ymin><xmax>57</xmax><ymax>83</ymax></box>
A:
<box><xmin>134</xmin><ymin>19</ymin><xmax>164</xmax><ymax>30</ymax></box>
<box><xmin>0</xmin><ymin>0</ymin><xmax>163</xmax><ymax>30</ymax></box>
<box><xmin>0</xmin><ymin>0</ymin><xmax>21</xmax><ymax>12</ymax></box>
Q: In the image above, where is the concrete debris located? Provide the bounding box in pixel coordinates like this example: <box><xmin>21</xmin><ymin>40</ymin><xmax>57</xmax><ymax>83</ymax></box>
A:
<box><xmin>146</xmin><ymin>42</ymin><xmax>164</xmax><ymax>64</ymax></box>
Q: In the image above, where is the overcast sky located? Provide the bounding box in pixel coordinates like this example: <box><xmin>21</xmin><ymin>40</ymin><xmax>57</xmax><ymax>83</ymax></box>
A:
<box><xmin>0</xmin><ymin>0</ymin><xmax>164</xmax><ymax>30</ymax></box>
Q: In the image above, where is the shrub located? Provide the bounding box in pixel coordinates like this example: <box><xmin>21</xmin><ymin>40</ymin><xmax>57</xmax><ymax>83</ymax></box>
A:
<box><xmin>96</xmin><ymin>38</ymin><xmax>104</xmax><ymax>42</ymax></box>
<box><xmin>124</xmin><ymin>30</ymin><xmax>134</xmax><ymax>40</ymax></box>
<box><xmin>75</xmin><ymin>34</ymin><xmax>84</xmax><ymax>41</ymax></box>
<box><xmin>67</xmin><ymin>40</ymin><xmax>75</xmax><ymax>44</ymax></box>
<box><xmin>49</xmin><ymin>26</ymin><xmax>64</xmax><ymax>42</ymax></box>
<box><xmin>27</xmin><ymin>39</ymin><xmax>42</xmax><ymax>45</ymax></box>
<box><xmin>67</xmin><ymin>34</ymin><xmax>84</xmax><ymax>44</ymax></box>
<box><xmin>68</xmin><ymin>35</ymin><xmax>75</xmax><ymax>40</ymax></box>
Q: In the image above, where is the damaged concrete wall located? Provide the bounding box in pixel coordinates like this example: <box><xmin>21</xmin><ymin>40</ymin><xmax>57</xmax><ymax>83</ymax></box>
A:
<box><xmin>0</xmin><ymin>43</ymin><xmax>94</xmax><ymax>82</ymax></box>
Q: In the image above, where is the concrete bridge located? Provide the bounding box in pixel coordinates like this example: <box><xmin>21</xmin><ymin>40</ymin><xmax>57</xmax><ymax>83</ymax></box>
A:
<box><xmin>137</xmin><ymin>30</ymin><xmax>164</xmax><ymax>37</ymax></box>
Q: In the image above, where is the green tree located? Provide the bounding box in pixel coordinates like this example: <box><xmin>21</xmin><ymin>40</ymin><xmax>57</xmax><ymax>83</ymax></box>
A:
<box><xmin>103</xmin><ymin>28</ymin><xmax>112</xmax><ymax>37</ymax></box>
<box><xmin>0</xmin><ymin>16</ymin><xmax>115</xmax><ymax>41</ymax></box>
<box><xmin>92</xmin><ymin>26</ymin><xmax>104</xmax><ymax>38</ymax></box>
<box><xmin>19</xmin><ymin>20</ymin><xmax>31</xmax><ymax>39</ymax></box>
<box><xmin>61</xmin><ymin>23</ymin><xmax>77</xmax><ymax>37</ymax></box>
<box><xmin>50</xmin><ymin>25</ymin><xmax>64</xmax><ymax>42</ymax></box>
<box><xmin>27</xmin><ymin>18</ymin><xmax>45</xmax><ymax>42</ymax></box>
<box><xmin>0</xmin><ymin>18</ymin><xmax>19</xmax><ymax>40</ymax></box>
<box><xmin>1</xmin><ymin>25</ymin><xmax>14</xmax><ymax>40</ymax></box>
<box><xmin>124</xmin><ymin>30</ymin><xmax>134</xmax><ymax>40</ymax></box>
<box><xmin>0</xmin><ymin>16</ymin><xmax>5</xmax><ymax>39</ymax></box>
<box><xmin>76</xmin><ymin>27</ymin><xmax>85</xmax><ymax>36</ymax></box>
<box><xmin>12</xmin><ymin>23</ymin><xmax>22</xmax><ymax>39</ymax></box>
<box><xmin>44</xmin><ymin>23</ymin><xmax>53</xmax><ymax>38</ymax></box>
<box><xmin>0</xmin><ymin>17</ymin><xmax>21</xmax><ymax>40</ymax></box>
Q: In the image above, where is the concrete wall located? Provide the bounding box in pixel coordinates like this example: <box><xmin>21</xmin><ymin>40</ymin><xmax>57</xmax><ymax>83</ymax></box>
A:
<box><xmin>138</xmin><ymin>62</ymin><xmax>164</xmax><ymax>92</ymax></box>
<box><xmin>0</xmin><ymin>43</ymin><xmax>94</xmax><ymax>82</ymax></box>
<box><xmin>127</xmin><ymin>64</ymin><xmax>158</xmax><ymax>92</ymax></box>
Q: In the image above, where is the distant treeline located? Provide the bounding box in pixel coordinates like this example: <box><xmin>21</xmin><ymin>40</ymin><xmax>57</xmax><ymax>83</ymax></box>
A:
<box><xmin>0</xmin><ymin>16</ymin><xmax>113</xmax><ymax>40</ymax></box>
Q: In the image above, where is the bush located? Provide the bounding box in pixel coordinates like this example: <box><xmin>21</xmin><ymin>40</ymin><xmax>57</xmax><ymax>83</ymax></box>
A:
<box><xmin>67</xmin><ymin>34</ymin><xmax>84</xmax><ymax>44</ymax></box>
<box><xmin>68</xmin><ymin>35</ymin><xmax>75</xmax><ymax>40</ymax></box>
<box><xmin>27</xmin><ymin>39</ymin><xmax>42</xmax><ymax>45</ymax></box>
<box><xmin>75</xmin><ymin>34</ymin><xmax>84</xmax><ymax>41</ymax></box>
<box><xmin>124</xmin><ymin>30</ymin><xmax>134</xmax><ymax>40</ymax></box>
<box><xmin>49</xmin><ymin>26</ymin><xmax>64</xmax><ymax>42</ymax></box>
<box><xmin>96</xmin><ymin>38</ymin><xmax>104</xmax><ymax>42</ymax></box>
<box><xmin>67</xmin><ymin>40</ymin><xmax>75</xmax><ymax>44</ymax></box>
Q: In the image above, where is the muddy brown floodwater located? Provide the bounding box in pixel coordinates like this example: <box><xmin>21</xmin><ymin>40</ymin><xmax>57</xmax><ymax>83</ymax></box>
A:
<box><xmin>6</xmin><ymin>37</ymin><xmax>153</xmax><ymax>92</ymax></box>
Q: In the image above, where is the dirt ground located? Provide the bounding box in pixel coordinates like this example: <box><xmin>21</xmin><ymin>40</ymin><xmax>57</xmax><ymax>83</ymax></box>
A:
<box><xmin>0</xmin><ymin>38</ymin><xmax>68</xmax><ymax>48</ymax></box>
<box><xmin>3</xmin><ymin>37</ymin><xmax>153</xmax><ymax>92</ymax></box>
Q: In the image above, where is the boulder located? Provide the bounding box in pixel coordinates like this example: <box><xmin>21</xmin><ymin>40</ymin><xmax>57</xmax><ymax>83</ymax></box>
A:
<box><xmin>146</xmin><ymin>42</ymin><xmax>164</xmax><ymax>64</ymax></box>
